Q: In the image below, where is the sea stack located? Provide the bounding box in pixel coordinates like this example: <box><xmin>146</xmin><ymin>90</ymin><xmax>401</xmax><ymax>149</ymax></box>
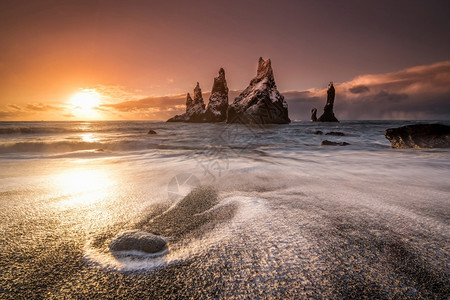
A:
<box><xmin>315</xmin><ymin>82</ymin><xmax>339</xmax><ymax>122</ymax></box>
<box><xmin>167</xmin><ymin>82</ymin><xmax>206</xmax><ymax>122</ymax></box>
<box><xmin>226</xmin><ymin>57</ymin><xmax>290</xmax><ymax>124</ymax></box>
<box><xmin>311</xmin><ymin>108</ymin><xmax>318</xmax><ymax>122</ymax></box>
<box><xmin>204</xmin><ymin>68</ymin><xmax>229</xmax><ymax>122</ymax></box>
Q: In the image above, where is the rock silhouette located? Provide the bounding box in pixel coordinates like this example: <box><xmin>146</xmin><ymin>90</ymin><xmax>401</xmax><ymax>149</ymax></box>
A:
<box><xmin>314</xmin><ymin>82</ymin><xmax>339</xmax><ymax>122</ymax></box>
<box><xmin>226</xmin><ymin>57</ymin><xmax>290</xmax><ymax>124</ymax></box>
<box><xmin>311</xmin><ymin>108</ymin><xmax>318</xmax><ymax>122</ymax></box>
<box><xmin>385</xmin><ymin>124</ymin><xmax>450</xmax><ymax>148</ymax></box>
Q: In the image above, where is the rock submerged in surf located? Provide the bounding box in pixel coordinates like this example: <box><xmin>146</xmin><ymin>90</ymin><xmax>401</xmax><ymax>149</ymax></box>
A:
<box><xmin>326</xmin><ymin>131</ymin><xmax>345</xmax><ymax>136</ymax></box>
<box><xmin>385</xmin><ymin>123</ymin><xmax>450</xmax><ymax>148</ymax></box>
<box><xmin>321</xmin><ymin>140</ymin><xmax>350</xmax><ymax>146</ymax></box>
<box><xmin>109</xmin><ymin>230</ymin><xmax>167</xmax><ymax>254</ymax></box>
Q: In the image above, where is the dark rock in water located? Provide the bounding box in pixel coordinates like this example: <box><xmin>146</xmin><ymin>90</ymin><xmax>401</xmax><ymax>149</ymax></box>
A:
<box><xmin>326</xmin><ymin>131</ymin><xmax>345</xmax><ymax>136</ymax></box>
<box><xmin>167</xmin><ymin>83</ymin><xmax>206</xmax><ymax>122</ymax></box>
<box><xmin>316</xmin><ymin>82</ymin><xmax>339</xmax><ymax>122</ymax></box>
<box><xmin>321</xmin><ymin>140</ymin><xmax>350</xmax><ymax>146</ymax></box>
<box><xmin>148</xmin><ymin>130</ymin><xmax>157</xmax><ymax>134</ymax></box>
<box><xmin>109</xmin><ymin>230</ymin><xmax>167</xmax><ymax>254</ymax></box>
<box><xmin>385</xmin><ymin>124</ymin><xmax>450</xmax><ymax>148</ymax></box>
<box><xmin>204</xmin><ymin>68</ymin><xmax>229</xmax><ymax>122</ymax></box>
<box><xmin>311</xmin><ymin>108</ymin><xmax>318</xmax><ymax>122</ymax></box>
<box><xmin>314</xmin><ymin>130</ymin><xmax>323</xmax><ymax>135</ymax></box>
<box><xmin>226</xmin><ymin>57</ymin><xmax>290</xmax><ymax>124</ymax></box>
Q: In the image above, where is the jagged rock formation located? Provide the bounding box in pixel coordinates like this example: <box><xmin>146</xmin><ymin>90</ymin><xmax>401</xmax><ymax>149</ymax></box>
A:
<box><xmin>167</xmin><ymin>83</ymin><xmax>206</xmax><ymax>122</ymax></box>
<box><xmin>167</xmin><ymin>69</ymin><xmax>229</xmax><ymax>123</ymax></box>
<box><xmin>204</xmin><ymin>68</ymin><xmax>229</xmax><ymax>122</ymax></box>
<box><xmin>226</xmin><ymin>57</ymin><xmax>290</xmax><ymax>124</ymax></box>
<box><xmin>385</xmin><ymin>124</ymin><xmax>450</xmax><ymax>148</ymax></box>
<box><xmin>315</xmin><ymin>82</ymin><xmax>339</xmax><ymax>122</ymax></box>
<box><xmin>311</xmin><ymin>108</ymin><xmax>318</xmax><ymax>122</ymax></box>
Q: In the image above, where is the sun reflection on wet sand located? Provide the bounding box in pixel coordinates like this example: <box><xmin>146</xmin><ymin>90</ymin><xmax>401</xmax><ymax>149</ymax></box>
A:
<box><xmin>54</xmin><ymin>167</ymin><xmax>113</xmax><ymax>207</ymax></box>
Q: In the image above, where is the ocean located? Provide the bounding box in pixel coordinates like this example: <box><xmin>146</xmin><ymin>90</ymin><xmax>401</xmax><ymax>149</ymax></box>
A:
<box><xmin>0</xmin><ymin>120</ymin><xmax>449</xmax><ymax>298</ymax></box>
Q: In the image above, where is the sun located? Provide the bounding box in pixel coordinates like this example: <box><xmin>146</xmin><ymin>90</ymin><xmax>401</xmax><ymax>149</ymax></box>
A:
<box><xmin>69</xmin><ymin>89</ymin><xmax>102</xmax><ymax>118</ymax></box>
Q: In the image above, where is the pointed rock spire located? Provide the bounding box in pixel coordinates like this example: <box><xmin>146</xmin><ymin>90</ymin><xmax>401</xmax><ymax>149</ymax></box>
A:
<box><xmin>317</xmin><ymin>82</ymin><xmax>339</xmax><ymax>122</ymax></box>
<box><xmin>204</xmin><ymin>67</ymin><xmax>229</xmax><ymax>122</ymax></box>
<box><xmin>311</xmin><ymin>108</ymin><xmax>318</xmax><ymax>122</ymax></box>
<box><xmin>255</xmin><ymin>57</ymin><xmax>274</xmax><ymax>83</ymax></box>
<box><xmin>226</xmin><ymin>57</ymin><xmax>290</xmax><ymax>124</ymax></box>
<box><xmin>185</xmin><ymin>93</ymin><xmax>193</xmax><ymax>113</ymax></box>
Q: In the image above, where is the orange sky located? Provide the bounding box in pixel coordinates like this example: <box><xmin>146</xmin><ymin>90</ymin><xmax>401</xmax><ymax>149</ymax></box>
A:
<box><xmin>1</xmin><ymin>0</ymin><xmax>449</xmax><ymax>121</ymax></box>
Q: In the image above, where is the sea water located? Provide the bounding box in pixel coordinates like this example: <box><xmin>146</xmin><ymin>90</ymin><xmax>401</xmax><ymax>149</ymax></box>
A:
<box><xmin>0</xmin><ymin>121</ymin><xmax>449</xmax><ymax>298</ymax></box>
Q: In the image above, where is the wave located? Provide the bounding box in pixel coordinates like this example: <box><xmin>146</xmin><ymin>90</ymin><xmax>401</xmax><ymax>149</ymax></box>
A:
<box><xmin>0</xmin><ymin>140</ymin><xmax>210</xmax><ymax>154</ymax></box>
<box><xmin>0</xmin><ymin>141</ymin><xmax>105</xmax><ymax>153</ymax></box>
<box><xmin>0</xmin><ymin>127</ymin><xmax>79</xmax><ymax>135</ymax></box>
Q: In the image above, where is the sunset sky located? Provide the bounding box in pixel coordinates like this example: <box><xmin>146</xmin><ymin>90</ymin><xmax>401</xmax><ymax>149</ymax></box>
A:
<box><xmin>1</xmin><ymin>0</ymin><xmax>449</xmax><ymax>121</ymax></box>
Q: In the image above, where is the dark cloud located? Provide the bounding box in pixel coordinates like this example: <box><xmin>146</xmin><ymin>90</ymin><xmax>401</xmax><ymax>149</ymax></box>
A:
<box><xmin>373</xmin><ymin>91</ymin><xmax>408</xmax><ymax>103</ymax></box>
<box><xmin>284</xmin><ymin>61</ymin><xmax>450</xmax><ymax>120</ymax></box>
<box><xmin>349</xmin><ymin>85</ymin><xmax>370</xmax><ymax>94</ymax></box>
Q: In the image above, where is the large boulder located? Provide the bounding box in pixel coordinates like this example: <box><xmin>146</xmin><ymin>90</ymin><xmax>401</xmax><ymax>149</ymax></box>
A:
<box><xmin>109</xmin><ymin>230</ymin><xmax>167</xmax><ymax>254</ymax></box>
<box><xmin>204</xmin><ymin>68</ymin><xmax>229</xmax><ymax>122</ymax></box>
<box><xmin>226</xmin><ymin>57</ymin><xmax>290</xmax><ymax>124</ymax></box>
<box><xmin>316</xmin><ymin>82</ymin><xmax>339</xmax><ymax>122</ymax></box>
<box><xmin>385</xmin><ymin>124</ymin><xmax>450</xmax><ymax>148</ymax></box>
<box><xmin>167</xmin><ymin>83</ymin><xmax>206</xmax><ymax>122</ymax></box>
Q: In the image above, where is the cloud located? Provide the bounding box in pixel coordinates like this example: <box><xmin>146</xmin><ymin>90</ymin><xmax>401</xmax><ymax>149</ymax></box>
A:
<box><xmin>285</xmin><ymin>61</ymin><xmax>450</xmax><ymax>120</ymax></box>
<box><xmin>0</xmin><ymin>110</ymin><xmax>18</xmax><ymax>118</ymax></box>
<box><xmin>0</xmin><ymin>102</ymin><xmax>67</xmax><ymax>120</ymax></box>
<box><xmin>349</xmin><ymin>85</ymin><xmax>370</xmax><ymax>94</ymax></box>
<box><xmin>7</xmin><ymin>104</ymin><xmax>22</xmax><ymax>110</ymax></box>
<box><xmin>25</xmin><ymin>103</ymin><xmax>61</xmax><ymax>111</ymax></box>
<box><xmin>103</xmin><ymin>89</ymin><xmax>242</xmax><ymax>120</ymax></box>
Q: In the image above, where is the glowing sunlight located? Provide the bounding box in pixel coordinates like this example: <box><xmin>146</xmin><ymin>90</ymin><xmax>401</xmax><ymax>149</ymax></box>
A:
<box><xmin>69</xmin><ymin>89</ymin><xmax>102</xmax><ymax>119</ymax></box>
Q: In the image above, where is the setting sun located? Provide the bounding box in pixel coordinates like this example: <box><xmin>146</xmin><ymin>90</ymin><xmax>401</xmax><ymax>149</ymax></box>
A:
<box><xmin>69</xmin><ymin>89</ymin><xmax>102</xmax><ymax>118</ymax></box>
